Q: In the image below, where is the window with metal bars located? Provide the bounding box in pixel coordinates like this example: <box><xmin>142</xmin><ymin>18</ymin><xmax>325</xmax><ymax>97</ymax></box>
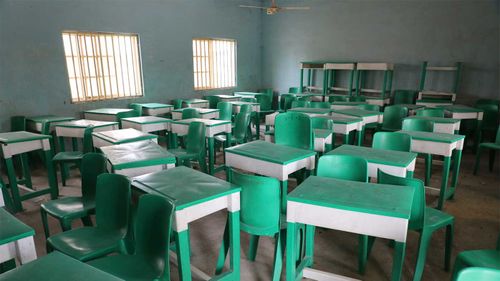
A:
<box><xmin>62</xmin><ymin>31</ymin><xmax>144</xmax><ymax>103</ymax></box>
<box><xmin>192</xmin><ymin>38</ymin><xmax>236</xmax><ymax>90</ymax></box>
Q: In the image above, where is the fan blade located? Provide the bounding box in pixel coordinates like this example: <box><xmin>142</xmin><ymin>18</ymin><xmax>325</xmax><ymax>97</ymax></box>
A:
<box><xmin>239</xmin><ymin>5</ymin><xmax>267</xmax><ymax>9</ymax></box>
<box><xmin>281</xmin><ymin>6</ymin><xmax>311</xmax><ymax>10</ymax></box>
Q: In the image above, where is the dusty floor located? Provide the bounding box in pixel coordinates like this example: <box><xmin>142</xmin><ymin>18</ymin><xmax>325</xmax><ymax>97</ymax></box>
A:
<box><xmin>5</xmin><ymin>133</ymin><xmax>500</xmax><ymax>281</ymax></box>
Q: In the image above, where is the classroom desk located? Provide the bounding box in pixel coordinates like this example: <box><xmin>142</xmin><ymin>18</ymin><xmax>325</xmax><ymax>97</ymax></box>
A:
<box><xmin>214</xmin><ymin>94</ymin><xmax>241</xmax><ymax>102</ymax></box>
<box><xmin>332</xmin><ymin>108</ymin><xmax>383</xmax><ymax>144</ymax></box>
<box><xmin>26</xmin><ymin>115</ymin><xmax>76</xmax><ymax>133</ymax></box>
<box><xmin>132</xmin><ymin>167</ymin><xmax>241</xmax><ymax>281</ymax></box>
<box><xmin>120</xmin><ymin>116</ymin><xmax>171</xmax><ymax>133</ymax></box>
<box><xmin>443</xmin><ymin>105</ymin><xmax>484</xmax><ymax>148</ymax></box>
<box><xmin>397</xmin><ymin>130</ymin><xmax>465</xmax><ymax>210</ymax></box>
<box><xmin>171</xmin><ymin>108</ymin><xmax>220</xmax><ymax>120</ymax></box>
<box><xmin>92</xmin><ymin>128</ymin><xmax>158</xmax><ymax>148</ymax></box>
<box><xmin>133</xmin><ymin>103</ymin><xmax>173</xmax><ymax>116</ymax></box>
<box><xmin>330</xmin><ymin>101</ymin><xmax>367</xmax><ymax>110</ymax></box>
<box><xmin>286</xmin><ymin>176</ymin><xmax>413</xmax><ymax>281</ymax></box>
<box><xmin>183</xmin><ymin>99</ymin><xmax>209</xmax><ymax>108</ymax></box>
<box><xmin>0</xmin><ymin>207</ymin><xmax>37</xmax><ymax>266</ymax></box>
<box><xmin>229</xmin><ymin>101</ymin><xmax>261</xmax><ymax>114</ymax></box>
<box><xmin>288</xmin><ymin>107</ymin><xmax>333</xmax><ymax>115</ymax></box>
<box><xmin>311</xmin><ymin>115</ymin><xmax>364</xmax><ymax>146</ymax></box>
<box><xmin>100</xmin><ymin>140</ymin><xmax>175</xmax><ymax>177</ymax></box>
<box><xmin>0</xmin><ymin>132</ymin><xmax>57</xmax><ymax>212</ymax></box>
<box><xmin>0</xmin><ymin>252</ymin><xmax>123</xmax><ymax>281</ymax></box>
<box><xmin>170</xmin><ymin>118</ymin><xmax>231</xmax><ymax>175</ymax></box>
<box><xmin>55</xmin><ymin>120</ymin><xmax>119</xmax><ymax>138</ymax></box>
<box><xmin>84</xmin><ymin>108</ymin><xmax>135</xmax><ymax>122</ymax></box>
<box><xmin>225</xmin><ymin>140</ymin><xmax>316</xmax><ymax>211</ymax></box>
<box><xmin>233</xmin><ymin>92</ymin><xmax>265</xmax><ymax>98</ymax></box>
<box><xmin>405</xmin><ymin>116</ymin><xmax>461</xmax><ymax>134</ymax></box>
<box><xmin>398</xmin><ymin>104</ymin><xmax>426</xmax><ymax>115</ymax></box>
<box><xmin>327</xmin><ymin>144</ymin><xmax>417</xmax><ymax>178</ymax></box>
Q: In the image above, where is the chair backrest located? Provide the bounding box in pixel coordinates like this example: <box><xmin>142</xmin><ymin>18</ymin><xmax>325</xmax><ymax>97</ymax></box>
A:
<box><xmin>241</xmin><ymin>97</ymin><xmax>257</xmax><ymax>103</ymax></box>
<box><xmin>129</xmin><ymin>104</ymin><xmax>143</xmax><ymax>116</ymax></box>
<box><xmin>10</xmin><ymin>116</ymin><xmax>26</xmax><ymax>131</ymax></box>
<box><xmin>240</xmin><ymin>104</ymin><xmax>253</xmax><ymax>115</ymax></box>
<box><xmin>372</xmin><ymin>132</ymin><xmax>411</xmax><ymax>152</ymax></box>
<box><xmin>377</xmin><ymin>170</ymin><xmax>425</xmax><ymax>229</ymax></box>
<box><xmin>117</xmin><ymin>110</ymin><xmax>140</xmax><ymax>128</ymax></box>
<box><xmin>172</xmin><ymin>99</ymin><xmax>183</xmax><ymax>109</ymax></box>
<box><xmin>288</xmin><ymin>87</ymin><xmax>300</xmax><ymax>94</ymax></box>
<box><xmin>275</xmin><ymin>112</ymin><xmax>313</xmax><ymax>150</ymax></box>
<box><xmin>495</xmin><ymin>125</ymin><xmax>500</xmax><ymax>145</ymax></box>
<box><xmin>415</xmin><ymin>108</ymin><xmax>444</xmax><ymax>117</ymax></box>
<box><xmin>255</xmin><ymin>94</ymin><xmax>273</xmax><ymax>111</ymax></box>
<box><xmin>456</xmin><ymin>267</ymin><xmax>500</xmax><ymax>281</ymax></box>
<box><xmin>186</xmin><ymin>122</ymin><xmax>206</xmax><ymax>154</ymax></box>
<box><xmin>82</xmin><ymin>127</ymin><xmax>96</xmax><ymax>153</ymax></box>
<box><xmin>309</xmin><ymin>102</ymin><xmax>331</xmax><ymax>109</ymax></box>
<box><xmin>476</xmin><ymin>99</ymin><xmax>500</xmax><ymax>107</ymax></box>
<box><xmin>95</xmin><ymin>174</ymin><xmax>131</xmax><ymax>233</ymax></box>
<box><xmin>328</xmin><ymin>95</ymin><xmax>349</xmax><ymax>102</ymax></box>
<box><xmin>217</xmin><ymin>102</ymin><xmax>233</xmax><ymax>121</ymax></box>
<box><xmin>476</xmin><ymin>103</ymin><xmax>500</xmax><ymax>130</ymax></box>
<box><xmin>204</xmin><ymin>96</ymin><xmax>221</xmax><ymax>109</ymax></box>
<box><xmin>311</xmin><ymin>117</ymin><xmax>333</xmax><ymax>130</ymax></box>
<box><xmin>291</xmin><ymin>100</ymin><xmax>310</xmax><ymax>108</ymax></box>
<box><xmin>134</xmin><ymin>194</ymin><xmax>175</xmax><ymax>277</ymax></box>
<box><xmin>230</xmin><ymin>169</ymin><xmax>280</xmax><ymax>236</ymax></box>
<box><xmin>317</xmin><ymin>154</ymin><xmax>368</xmax><ymax>182</ymax></box>
<box><xmin>280</xmin><ymin>94</ymin><xmax>297</xmax><ymax>111</ymax></box>
<box><xmin>382</xmin><ymin>105</ymin><xmax>408</xmax><ymax>131</ymax></box>
<box><xmin>393</xmin><ymin>90</ymin><xmax>417</xmax><ymax>105</ymax></box>
<box><xmin>402</xmin><ymin>119</ymin><xmax>434</xmax><ymax>132</ymax></box>
<box><xmin>80</xmin><ymin>153</ymin><xmax>107</xmax><ymax>202</ymax></box>
<box><xmin>357</xmin><ymin>104</ymin><xmax>381</xmax><ymax>112</ymax></box>
<box><xmin>182</xmin><ymin>108</ymin><xmax>200</xmax><ymax>119</ymax></box>
<box><xmin>233</xmin><ymin>112</ymin><xmax>251</xmax><ymax>141</ymax></box>
<box><xmin>350</xmin><ymin>96</ymin><xmax>366</xmax><ymax>102</ymax></box>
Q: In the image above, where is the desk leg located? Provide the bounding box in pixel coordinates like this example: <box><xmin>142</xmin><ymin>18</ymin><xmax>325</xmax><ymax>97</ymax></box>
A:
<box><xmin>175</xmin><ymin>229</ymin><xmax>192</xmax><ymax>281</ymax></box>
<box><xmin>406</xmin><ymin>170</ymin><xmax>414</xmax><ymax>178</ymax></box>
<box><xmin>58</xmin><ymin>136</ymin><xmax>69</xmax><ymax>186</ymax></box>
<box><xmin>438</xmin><ymin>156</ymin><xmax>451</xmax><ymax>210</ymax></box>
<box><xmin>280</xmin><ymin>180</ymin><xmax>288</xmax><ymax>213</ymax></box>
<box><xmin>450</xmin><ymin>149</ymin><xmax>463</xmax><ymax>199</ymax></box>
<box><xmin>343</xmin><ymin>133</ymin><xmax>349</xmax><ymax>144</ymax></box>
<box><xmin>15</xmin><ymin>236</ymin><xmax>37</xmax><ymax>264</ymax></box>
<box><xmin>44</xmin><ymin>149</ymin><xmax>58</xmax><ymax>199</ymax></box>
<box><xmin>20</xmin><ymin>154</ymin><xmax>33</xmax><ymax>189</ymax></box>
<box><xmin>305</xmin><ymin>225</ymin><xmax>315</xmax><ymax>266</ymax></box>
<box><xmin>286</xmin><ymin>222</ymin><xmax>298</xmax><ymax>281</ymax></box>
<box><xmin>208</xmin><ymin>137</ymin><xmax>215</xmax><ymax>175</ymax></box>
<box><xmin>5</xmin><ymin>158</ymin><xmax>22</xmax><ymax>212</ymax></box>
<box><xmin>475</xmin><ymin>119</ymin><xmax>482</xmax><ymax>152</ymax></box>
<box><xmin>391</xmin><ymin>241</ymin><xmax>406</xmax><ymax>281</ymax></box>
<box><xmin>358</xmin><ymin>127</ymin><xmax>364</xmax><ymax>146</ymax></box>
<box><xmin>171</xmin><ymin>133</ymin><xmax>178</xmax><ymax>149</ymax></box>
<box><xmin>255</xmin><ymin>113</ymin><xmax>260</xmax><ymax>140</ymax></box>
<box><xmin>228</xmin><ymin>210</ymin><xmax>241</xmax><ymax>280</ymax></box>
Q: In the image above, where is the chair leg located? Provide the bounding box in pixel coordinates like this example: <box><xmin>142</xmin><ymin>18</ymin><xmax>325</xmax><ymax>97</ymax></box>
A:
<box><xmin>413</xmin><ymin>230</ymin><xmax>433</xmax><ymax>281</ymax></box>
<box><xmin>247</xmin><ymin>235</ymin><xmax>260</xmax><ymax>261</ymax></box>
<box><xmin>60</xmin><ymin>163</ymin><xmax>67</xmax><ymax>186</ymax></box>
<box><xmin>445</xmin><ymin>223</ymin><xmax>454</xmax><ymax>271</ymax></box>
<box><xmin>60</xmin><ymin>219</ymin><xmax>72</xmax><ymax>231</ymax></box>
<box><xmin>272</xmin><ymin>232</ymin><xmax>283</xmax><ymax>281</ymax></box>
<box><xmin>489</xmin><ymin>150</ymin><xmax>496</xmax><ymax>172</ymax></box>
<box><xmin>358</xmin><ymin>235</ymin><xmax>375</xmax><ymax>274</ymax></box>
<box><xmin>450</xmin><ymin>254</ymin><xmax>467</xmax><ymax>281</ymax></box>
<box><xmin>473</xmin><ymin>147</ymin><xmax>483</xmax><ymax>175</ymax></box>
<box><xmin>81</xmin><ymin>215</ymin><xmax>93</xmax><ymax>227</ymax></box>
<box><xmin>40</xmin><ymin>208</ymin><xmax>51</xmax><ymax>239</ymax></box>
<box><xmin>424</xmin><ymin>154</ymin><xmax>432</xmax><ymax>186</ymax></box>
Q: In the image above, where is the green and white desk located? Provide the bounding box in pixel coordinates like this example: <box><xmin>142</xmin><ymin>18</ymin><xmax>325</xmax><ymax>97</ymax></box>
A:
<box><xmin>405</xmin><ymin>116</ymin><xmax>461</xmax><ymax>134</ymax></box>
<box><xmin>214</xmin><ymin>94</ymin><xmax>241</xmax><ymax>102</ymax></box>
<box><xmin>55</xmin><ymin>119</ymin><xmax>119</xmax><ymax>138</ymax></box>
<box><xmin>84</xmin><ymin>108</ymin><xmax>135</xmax><ymax>122</ymax></box>
<box><xmin>132</xmin><ymin>167</ymin><xmax>241</xmax><ymax>281</ymax></box>
<box><xmin>91</xmin><ymin>128</ymin><xmax>158</xmax><ymax>148</ymax></box>
<box><xmin>286</xmin><ymin>176</ymin><xmax>413</xmax><ymax>281</ymax></box>
<box><xmin>228</xmin><ymin>101</ymin><xmax>260</xmax><ymax>114</ymax></box>
<box><xmin>0</xmin><ymin>132</ymin><xmax>58</xmax><ymax>212</ymax></box>
<box><xmin>288</xmin><ymin>107</ymin><xmax>332</xmax><ymax>116</ymax></box>
<box><xmin>330</xmin><ymin>101</ymin><xmax>367</xmax><ymax>110</ymax></box>
<box><xmin>443</xmin><ymin>105</ymin><xmax>483</xmax><ymax>147</ymax></box>
<box><xmin>170</xmin><ymin>118</ymin><xmax>231</xmax><ymax>175</ymax></box>
<box><xmin>311</xmin><ymin>115</ymin><xmax>364</xmax><ymax>146</ymax></box>
<box><xmin>397</xmin><ymin>130</ymin><xmax>465</xmax><ymax>209</ymax></box>
<box><xmin>225</xmin><ymin>140</ymin><xmax>316</xmax><ymax>211</ymax></box>
<box><xmin>233</xmin><ymin>91</ymin><xmax>264</xmax><ymax>98</ymax></box>
<box><xmin>0</xmin><ymin>252</ymin><xmax>123</xmax><ymax>281</ymax></box>
<box><xmin>313</xmin><ymin>129</ymin><xmax>333</xmax><ymax>153</ymax></box>
<box><xmin>171</xmin><ymin>108</ymin><xmax>220</xmax><ymax>120</ymax></box>
<box><xmin>120</xmin><ymin>116</ymin><xmax>171</xmax><ymax>133</ymax></box>
<box><xmin>332</xmin><ymin>108</ymin><xmax>383</xmax><ymax>144</ymax></box>
<box><xmin>100</xmin><ymin>140</ymin><xmax>175</xmax><ymax>177</ymax></box>
<box><xmin>398</xmin><ymin>104</ymin><xmax>425</xmax><ymax>115</ymax></box>
<box><xmin>26</xmin><ymin>115</ymin><xmax>76</xmax><ymax>133</ymax></box>
<box><xmin>327</xmin><ymin>144</ymin><xmax>417</xmax><ymax>178</ymax></box>
<box><xmin>183</xmin><ymin>99</ymin><xmax>209</xmax><ymax>109</ymax></box>
<box><xmin>132</xmin><ymin>103</ymin><xmax>173</xmax><ymax>116</ymax></box>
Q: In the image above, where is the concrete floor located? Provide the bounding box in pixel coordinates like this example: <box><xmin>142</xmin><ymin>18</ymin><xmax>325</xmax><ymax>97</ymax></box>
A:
<box><xmin>6</xmin><ymin>135</ymin><xmax>500</xmax><ymax>281</ymax></box>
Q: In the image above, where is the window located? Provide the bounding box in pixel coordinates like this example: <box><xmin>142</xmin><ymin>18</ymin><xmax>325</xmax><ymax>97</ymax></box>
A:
<box><xmin>192</xmin><ymin>38</ymin><xmax>236</xmax><ymax>90</ymax></box>
<box><xmin>62</xmin><ymin>31</ymin><xmax>144</xmax><ymax>103</ymax></box>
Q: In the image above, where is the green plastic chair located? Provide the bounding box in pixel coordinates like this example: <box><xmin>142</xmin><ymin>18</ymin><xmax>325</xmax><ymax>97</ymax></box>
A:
<box><xmin>88</xmin><ymin>194</ymin><xmax>175</xmax><ymax>281</ymax></box>
<box><xmin>117</xmin><ymin>110</ymin><xmax>139</xmax><ymax>128</ymax></box>
<box><xmin>317</xmin><ymin>154</ymin><xmax>368</xmax><ymax>182</ymax></box>
<box><xmin>402</xmin><ymin>119</ymin><xmax>434</xmax><ymax>186</ymax></box>
<box><xmin>291</xmin><ymin>100</ymin><xmax>310</xmax><ymax>108</ymax></box>
<box><xmin>372</xmin><ymin>132</ymin><xmax>411</xmax><ymax>152</ymax></box>
<box><xmin>393</xmin><ymin>89</ymin><xmax>418</xmax><ymax>105</ymax></box>
<box><xmin>451</xmin><ymin>235</ymin><xmax>500</xmax><ymax>281</ymax></box>
<box><xmin>255</xmin><ymin>94</ymin><xmax>274</xmax><ymax>114</ymax></box>
<box><xmin>309</xmin><ymin>102</ymin><xmax>331</xmax><ymax>109</ymax></box>
<box><xmin>216</xmin><ymin>169</ymin><xmax>283</xmax><ymax>280</ymax></box>
<box><xmin>455</xmin><ymin>268</ymin><xmax>500</xmax><ymax>281</ymax></box>
<box><xmin>416</xmin><ymin>108</ymin><xmax>445</xmax><ymax>118</ymax></box>
<box><xmin>168</xmin><ymin>122</ymin><xmax>207</xmax><ymax>173</ymax></box>
<box><xmin>239</xmin><ymin>104</ymin><xmax>256</xmax><ymax>140</ymax></box>
<box><xmin>350</xmin><ymin>96</ymin><xmax>366</xmax><ymax>102</ymax></box>
<box><xmin>279</xmin><ymin>94</ymin><xmax>297</xmax><ymax>111</ymax></box>
<box><xmin>473</xmin><ymin>125</ymin><xmax>500</xmax><ymax>175</ymax></box>
<box><xmin>172</xmin><ymin>99</ymin><xmax>183</xmax><ymax>109</ymax></box>
<box><xmin>182</xmin><ymin>108</ymin><xmax>201</xmax><ymax>119</ymax></box>
<box><xmin>47</xmin><ymin>174</ymin><xmax>131</xmax><ymax>261</ymax></box>
<box><xmin>129</xmin><ymin>104</ymin><xmax>143</xmax><ymax>116</ymax></box>
<box><xmin>360</xmin><ymin>170</ymin><xmax>454</xmax><ymax>281</ymax></box>
<box><xmin>358</xmin><ymin>104</ymin><xmax>381</xmax><ymax>112</ymax></box>
<box><xmin>41</xmin><ymin>153</ymin><xmax>107</xmax><ymax>239</ymax></box>
<box><xmin>10</xmin><ymin>116</ymin><xmax>26</xmax><ymax>131</ymax></box>
<box><xmin>275</xmin><ymin>112</ymin><xmax>313</xmax><ymax>150</ymax></box>
<box><xmin>288</xmin><ymin>87</ymin><xmax>300</xmax><ymax>94</ymax></box>
<box><xmin>476</xmin><ymin>103</ymin><xmax>500</xmax><ymax>141</ymax></box>
<box><xmin>204</xmin><ymin>95</ymin><xmax>221</xmax><ymax>109</ymax></box>
<box><xmin>328</xmin><ymin>95</ymin><xmax>349</xmax><ymax>102</ymax></box>
<box><xmin>311</xmin><ymin>117</ymin><xmax>333</xmax><ymax>130</ymax></box>
<box><xmin>215</xmin><ymin>112</ymin><xmax>251</xmax><ymax>148</ymax></box>
<box><xmin>381</xmin><ymin>105</ymin><xmax>409</xmax><ymax>131</ymax></box>
<box><xmin>216</xmin><ymin>102</ymin><xmax>233</xmax><ymax>121</ymax></box>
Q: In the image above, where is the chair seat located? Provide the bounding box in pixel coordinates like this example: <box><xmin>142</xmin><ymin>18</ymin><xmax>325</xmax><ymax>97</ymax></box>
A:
<box><xmin>47</xmin><ymin>227</ymin><xmax>124</xmax><ymax>261</ymax></box>
<box><xmin>480</xmin><ymin>143</ymin><xmax>500</xmax><ymax>150</ymax></box>
<box><xmin>41</xmin><ymin>197</ymin><xmax>95</xmax><ymax>221</ymax></box>
<box><xmin>53</xmin><ymin>151</ymin><xmax>85</xmax><ymax>162</ymax></box>
<box><xmin>88</xmin><ymin>254</ymin><xmax>162</xmax><ymax>281</ymax></box>
<box><xmin>0</xmin><ymin>208</ymin><xmax>34</xmax><ymax>245</ymax></box>
<box><xmin>457</xmin><ymin>249</ymin><xmax>500</xmax><ymax>269</ymax></box>
<box><xmin>423</xmin><ymin>207</ymin><xmax>454</xmax><ymax>229</ymax></box>
<box><xmin>167</xmin><ymin>148</ymin><xmax>199</xmax><ymax>160</ymax></box>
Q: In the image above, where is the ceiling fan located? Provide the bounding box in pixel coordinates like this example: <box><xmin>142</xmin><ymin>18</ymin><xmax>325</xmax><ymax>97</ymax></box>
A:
<box><xmin>240</xmin><ymin>0</ymin><xmax>310</xmax><ymax>15</ymax></box>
